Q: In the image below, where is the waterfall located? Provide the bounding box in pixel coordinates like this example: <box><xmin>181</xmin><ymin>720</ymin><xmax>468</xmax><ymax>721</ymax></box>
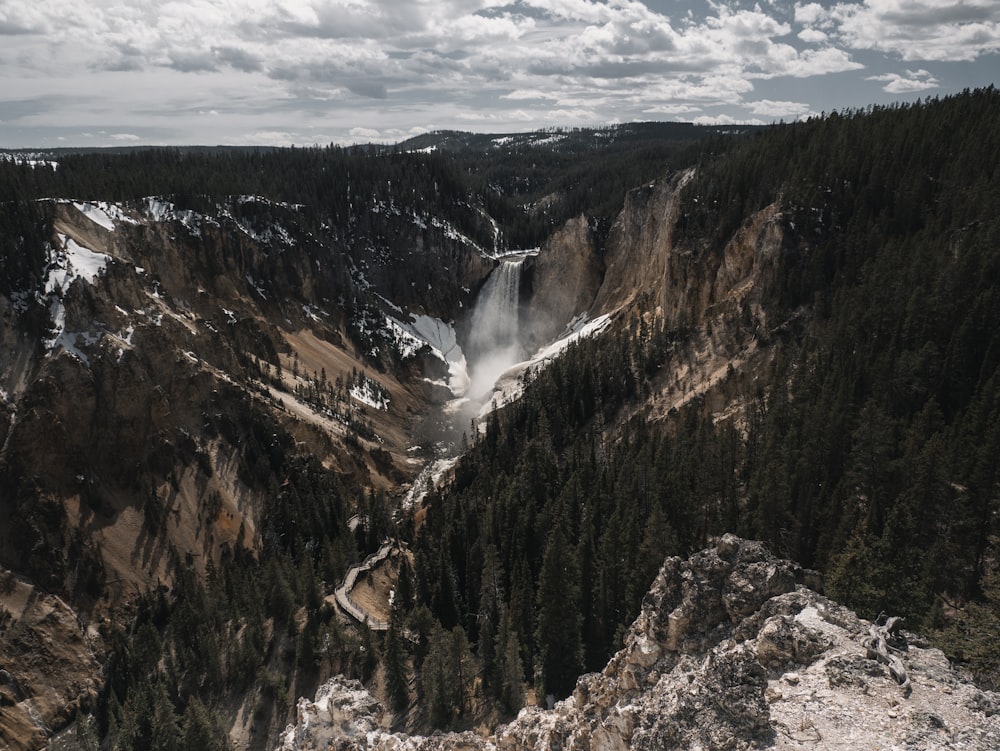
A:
<box><xmin>466</xmin><ymin>259</ymin><xmax>525</xmax><ymax>399</ymax></box>
<box><xmin>470</xmin><ymin>259</ymin><xmax>523</xmax><ymax>356</ymax></box>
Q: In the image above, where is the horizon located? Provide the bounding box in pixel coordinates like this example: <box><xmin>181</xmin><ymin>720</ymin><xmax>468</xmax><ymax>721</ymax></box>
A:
<box><xmin>0</xmin><ymin>118</ymin><xmax>756</xmax><ymax>152</ymax></box>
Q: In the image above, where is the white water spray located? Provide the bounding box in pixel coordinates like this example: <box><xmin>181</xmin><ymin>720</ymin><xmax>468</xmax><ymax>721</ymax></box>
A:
<box><xmin>466</xmin><ymin>258</ymin><xmax>525</xmax><ymax>400</ymax></box>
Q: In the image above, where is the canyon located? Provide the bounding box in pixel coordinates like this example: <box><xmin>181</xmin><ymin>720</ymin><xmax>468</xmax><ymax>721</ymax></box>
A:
<box><xmin>2</xmin><ymin>93</ymin><xmax>999</xmax><ymax>750</ymax></box>
<box><xmin>0</xmin><ymin>166</ymin><xmax>795</xmax><ymax>749</ymax></box>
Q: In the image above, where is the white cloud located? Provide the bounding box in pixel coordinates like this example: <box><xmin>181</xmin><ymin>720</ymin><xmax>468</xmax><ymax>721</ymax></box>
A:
<box><xmin>0</xmin><ymin>3</ymin><xmax>51</xmax><ymax>34</ymax></box>
<box><xmin>436</xmin><ymin>11</ymin><xmax>535</xmax><ymax>46</ymax></box>
<box><xmin>794</xmin><ymin>3</ymin><xmax>829</xmax><ymax>27</ymax></box>
<box><xmin>866</xmin><ymin>68</ymin><xmax>940</xmax><ymax>93</ymax></box>
<box><xmin>641</xmin><ymin>102</ymin><xmax>703</xmax><ymax>115</ymax></box>
<box><xmin>348</xmin><ymin>126</ymin><xmax>383</xmax><ymax>140</ymax></box>
<box><xmin>797</xmin><ymin>27</ymin><xmax>828</xmax><ymax>43</ymax></box>
<box><xmin>692</xmin><ymin>113</ymin><xmax>764</xmax><ymax>126</ymax></box>
<box><xmin>747</xmin><ymin>98</ymin><xmax>813</xmax><ymax>118</ymax></box>
<box><xmin>778</xmin><ymin>45</ymin><xmax>864</xmax><ymax>78</ymax></box>
<box><xmin>501</xmin><ymin>89</ymin><xmax>560</xmax><ymax>100</ymax></box>
<box><xmin>231</xmin><ymin>130</ymin><xmax>302</xmax><ymax>146</ymax></box>
<box><xmin>454</xmin><ymin>109</ymin><xmax>537</xmax><ymax>122</ymax></box>
<box><xmin>824</xmin><ymin>0</ymin><xmax>1000</xmax><ymax>62</ymax></box>
<box><xmin>524</xmin><ymin>0</ymin><xmax>622</xmax><ymax>25</ymax></box>
<box><xmin>543</xmin><ymin>106</ymin><xmax>601</xmax><ymax>123</ymax></box>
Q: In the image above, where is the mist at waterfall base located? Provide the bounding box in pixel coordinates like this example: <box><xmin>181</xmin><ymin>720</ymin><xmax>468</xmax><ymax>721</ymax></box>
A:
<box><xmin>404</xmin><ymin>256</ymin><xmax>609</xmax><ymax>508</ymax></box>
<box><xmin>406</xmin><ymin>259</ymin><xmax>528</xmax><ymax>473</ymax></box>
<box><xmin>429</xmin><ymin>257</ymin><xmax>529</xmax><ymax>444</ymax></box>
<box><xmin>412</xmin><ymin>255</ymin><xmax>570</xmax><ymax>460</ymax></box>
<box><xmin>465</xmin><ymin>259</ymin><xmax>525</xmax><ymax>402</ymax></box>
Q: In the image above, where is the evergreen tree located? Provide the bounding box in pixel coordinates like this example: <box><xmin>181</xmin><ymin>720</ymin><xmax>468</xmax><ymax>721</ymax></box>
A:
<box><xmin>936</xmin><ymin>560</ymin><xmax>1000</xmax><ymax>690</ymax></box>
<box><xmin>384</xmin><ymin>598</ymin><xmax>411</xmax><ymax>712</ymax></box>
<box><xmin>496</xmin><ymin>608</ymin><xmax>526</xmax><ymax>714</ymax></box>
<box><xmin>180</xmin><ymin>696</ymin><xmax>228</xmax><ymax>751</ymax></box>
<box><xmin>420</xmin><ymin>624</ymin><xmax>473</xmax><ymax>728</ymax></box>
<box><xmin>533</xmin><ymin>518</ymin><xmax>583</xmax><ymax>699</ymax></box>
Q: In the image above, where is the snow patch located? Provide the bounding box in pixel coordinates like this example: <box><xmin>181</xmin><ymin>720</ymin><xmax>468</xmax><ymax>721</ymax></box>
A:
<box><xmin>72</xmin><ymin>201</ymin><xmax>115</xmax><ymax>231</ymax></box>
<box><xmin>386</xmin><ymin>313</ymin><xmax>470</xmax><ymax>397</ymax></box>
<box><xmin>402</xmin><ymin>456</ymin><xmax>458</xmax><ymax>510</ymax></box>
<box><xmin>0</xmin><ymin>152</ymin><xmax>57</xmax><ymax>170</ymax></box>
<box><xmin>532</xmin><ymin>133</ymin><xmax>567</xmax><ymax>147</ymax></box>
<box><xmin>144</xmin><ymin>197</ymin><xmax>175</xmax><ymax>222</ymax></box>
<box><xmin>350</xmin><ymin>381</ymin><xmax>389</xmax><ymax>411</ymax></box>
<box><xmin>222</xmin><ymin>206</ymin><xmax>296</xmax><ymax>247</ymax></box>
<box><xmin>113</xmin><ymin>324</ymin><xmax>136</xmax><ymax>361</ymax></box>
<box><xmin>302</xmin><ymin>304</ymin><xmax>322</xmax><ymax>322</ymax></box>
<box><xmin>45</xmin><ymin>235</ymin><xmax>110</xmax><ymax>295</ymax></box>
<box><xmin>143</xmin><ymin>197</ymin><xmax>208</xmax><ymax>236</ymax></box>
<box><xmin>410</xmin><ymin>314</ymin><xmax>463</xmax><ymax>364</ymax></box>
<box><xmin>70</xmin><ymin>200</ymin><xmax>138</xmax><ymax>231</ymax></box>
<box><xmin>428</xmin><ymin>216</ymin><xmax>485</xmax><ymax>254</ymax></box>
<box><xmin>383</xmin><ymin>316</ymin><xmax>426</xmax><ymax>360</ymax></box>
<box><xmin>246</xmin><ymin>274</ymin><xmax>268</xmax><ymax>299</ymax></box>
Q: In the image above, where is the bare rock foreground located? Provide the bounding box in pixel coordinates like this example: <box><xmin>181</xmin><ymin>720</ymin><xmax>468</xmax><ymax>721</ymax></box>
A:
<box><xmin>278</xmin><ymin>535</ymin><xmax>1000</xmax><ymax>751</ymax></box>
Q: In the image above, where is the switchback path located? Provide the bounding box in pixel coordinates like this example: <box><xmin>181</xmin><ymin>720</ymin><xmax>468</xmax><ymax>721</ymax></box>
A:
<box><xmin>331</xmin><ymin>540</ymin><xmax>397</xmax><ymax>630</ymax></box>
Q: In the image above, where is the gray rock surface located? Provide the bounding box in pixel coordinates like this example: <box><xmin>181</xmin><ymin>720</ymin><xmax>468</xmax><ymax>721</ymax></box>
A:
<box><xmin>278</xmin><ymin>535</ymin><xmax>1000</xmax><ymax>751</ymax></box>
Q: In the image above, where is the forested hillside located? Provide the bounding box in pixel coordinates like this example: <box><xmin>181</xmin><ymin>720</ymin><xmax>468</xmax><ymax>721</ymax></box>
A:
<box><xmin>410</xmin><ymin>88</ymin><xmax>1000</xmax><ymax>712</ymax></box>
<box><xmin>397</xmin><ymin>121</ymin><xmax>756</xmax><ymax>247</ymax></box>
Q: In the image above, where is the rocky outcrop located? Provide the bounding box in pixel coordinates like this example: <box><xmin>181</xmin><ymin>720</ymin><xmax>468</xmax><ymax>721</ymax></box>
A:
<box><xmin>522</xmin><ymin>216</ymin><xmax>602</xmax><ymax>349</ymax></box>
<box><xmin>0</xmin><ymin>568</ymin><xmax>104</xmax><ymax>751</ymax></box>
<box><xmin>277</xmin><ymin>536</ymin><xmax>1000</xmax><ymax>751</ymax></box>
<box><xmin>591</xmin><ymin>169</ymin><xmax>785</xmax><ymax>331</ymax></box>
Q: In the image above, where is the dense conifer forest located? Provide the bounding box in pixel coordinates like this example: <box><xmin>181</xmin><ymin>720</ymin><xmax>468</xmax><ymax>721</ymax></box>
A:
<box><xmin>2</xmin><ymin>89</ymin><xmax>999</xmax><ymax>746</ymax></box>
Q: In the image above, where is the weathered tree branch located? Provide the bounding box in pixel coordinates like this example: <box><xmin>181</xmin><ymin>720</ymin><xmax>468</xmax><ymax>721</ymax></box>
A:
<box><xmin>862</xmin><ymin>615</ymin><xmax>911</xmax><ymax>696</ymax></box>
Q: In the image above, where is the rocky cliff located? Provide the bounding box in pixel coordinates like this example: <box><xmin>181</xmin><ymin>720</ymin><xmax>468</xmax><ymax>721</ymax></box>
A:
<box><xmin>503</xmin><ymin>167</ymin><xmax>793</xmax><ymax>430</ymax></box>
<box><xmin>590</xmin><ymin>168</ymin><xmax>786</xmax><ymax>330</ymax></box>
<box><xmin>521</xmin><ymin>216</ymin><xmax>602</xmax><ymax>350</ymax></box>
<box><xmin>277</xmin><ymin>536</ymin><xmax>1000</xmax><ymax>751</ymax></box>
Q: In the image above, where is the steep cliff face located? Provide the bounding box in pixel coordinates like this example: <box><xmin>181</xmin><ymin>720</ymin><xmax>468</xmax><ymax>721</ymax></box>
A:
<box><xmin>589</xmin><ymin>167</ymin><xmax>788</xmax><ymax>331</ymax></box>
<box><xmin>355</xmin><ymin>220</ymin><xmax>494</xmax><ymax>320</ymax></box>
<box><xmin>631</xmin><ymin>198</ymin><xmax>789</xmax><ymax>424</ymax></box>
<box><xmin>522</xmin><ymin>216</ymin><xmax>602</xmax><ymax>350</ymax></box>
<box><xmin>0</xmin><ymin>571</ymin><xmax>104</xmax><ymax>751</ymax></box>
<box><xmin>590</xmin><ymin>170</ymin><xmax>692</xmax><ymax>317</ymax></box>
<box><xmin>277</xmin><ymin>537</ymin><xmax>1000</xmax><ymax>751</ymax></box>
<box><xmin>505</xmin><ymin>169</ymin><xmax>788</xmax><ymax>428</ymax></box>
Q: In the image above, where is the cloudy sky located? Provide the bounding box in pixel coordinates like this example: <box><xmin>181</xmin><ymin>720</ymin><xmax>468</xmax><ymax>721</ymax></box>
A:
<box><xmin>1</xmin><ymin>0</ymin><xmax>998</xmax><ymax>147</ymax></box>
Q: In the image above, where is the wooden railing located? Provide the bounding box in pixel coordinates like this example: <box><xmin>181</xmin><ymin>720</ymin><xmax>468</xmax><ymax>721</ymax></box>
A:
<box><xmin>333</xmin><ymin>540</ymin><xmax>396</xmax><ymax>631</ymax></box>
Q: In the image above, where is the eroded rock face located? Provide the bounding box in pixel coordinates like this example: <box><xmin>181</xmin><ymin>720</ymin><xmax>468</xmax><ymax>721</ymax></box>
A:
<box><xmin>591</xmin><ymin>173</ymin><xmax>690</xmax><ymax>317</ymax></box>
<box><xmin>0</xmin><ymin>570</ymin><xmax>104</xmax><ymax>751</ymax></box>
<box><xmin>278</xmin><ymin>536</ymin><xmax>1000</xmax><ymax>751</ymax></box>
<box><xmin>522</xmin><ymin>216</ymin><xmax>602</xmax><ymax>349</ymax></box>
